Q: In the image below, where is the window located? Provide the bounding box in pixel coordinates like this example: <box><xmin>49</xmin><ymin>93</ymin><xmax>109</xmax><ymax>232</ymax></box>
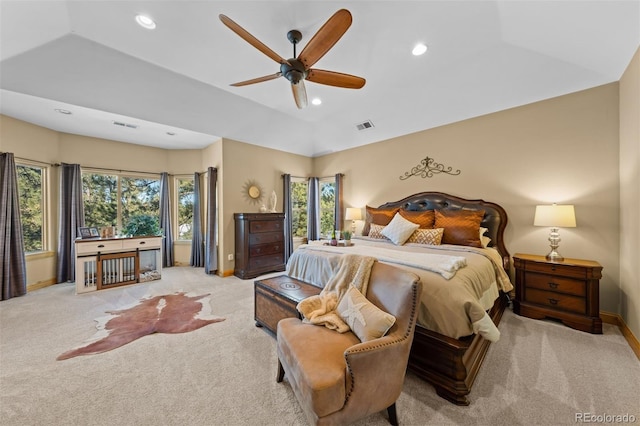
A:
<box><xmin>82</xmin><ymin>172</ymin><xmax>160</xmax><ymax>233</ymax></box>
<box><xmin>319</xmin><ymin>177</ymin><xmax>336</xmax><ymax>237</ymax></box>
<box><xmin>176</xmin><ymin>178</ymin><xmax>194</xmax><ymax>240</ymax></box>
<box><xmin>290</xmin><ymin>178</ymin><xmax>308</xmax><ymax>238</ymax></box>
<box><xmin>83</xmin><ymin>173</ymin><xmax>118</xmax><ymax>228</ymax></box>
<box><xmin>16</xmin><ymin>163</ymin><xmax>46</xmax><ymax>253</ymax></box>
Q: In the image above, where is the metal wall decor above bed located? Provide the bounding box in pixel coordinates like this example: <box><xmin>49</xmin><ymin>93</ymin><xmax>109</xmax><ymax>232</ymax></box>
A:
<box><xmin>399</xmin><ymin>156</ymin><xmax>461</xmax><ymax>180</ymax></box>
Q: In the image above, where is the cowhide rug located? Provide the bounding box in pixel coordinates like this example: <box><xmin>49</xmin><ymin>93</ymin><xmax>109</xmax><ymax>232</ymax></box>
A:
<box><xmin>57</xmin><ymin>292</ymin><xmax>224</xmax><ymax>360</ymax></box>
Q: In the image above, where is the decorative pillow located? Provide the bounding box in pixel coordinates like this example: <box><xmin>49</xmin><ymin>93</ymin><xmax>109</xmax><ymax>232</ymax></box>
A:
<box><xmin>337</xmin><ymin>285</ymin><xmax>396</xmax><ymax>342</ymax></box>
<box><xmin>406</xmin><ymin>228</ymin><xmax>444</xmax><ymax>245</ymax></box>
<box><xmin>434</xmin><ymin>209</ymin><xmax>485</xmax><ymax>247</ymax></box>
<box><xmin>479</xmin><ymin>227</ymin><xmax>491</xmax><ymax>248</ymax></box>
<box><xmin>362</xmin><ymin>206</ymin><xmax>400</xmax><ymax>236</ymax></box>
<box><xmin>368</xmin><ymin>223</ymin><xmax>387</xmax><ymax>239</ymax></box>
<box><xmin>381</xmin><ymin>213</ymin><xmax>420</xmax><ymax>245</ymax></box>
<box><xmin>398</xmin><ymin>209</ymin><xmax>435</xmax><ymax>228</ymax></box>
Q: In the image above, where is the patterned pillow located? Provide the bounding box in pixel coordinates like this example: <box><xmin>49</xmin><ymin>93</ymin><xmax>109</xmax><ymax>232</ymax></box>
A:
<box><xmin>368</xmin><ymin>223</ymin><xmax>387</xmax><ymax>239</ymax></box>
<box><xmin>337</xmin><ymin>285</ymin><xmax>396</xmax><ymax>342</ymax></box>
<box><xmin>381</xmin><ymin>213</ymin><xmax>420</xmax><ymax>245</ymax></box>
<box><xmin>362</xmin><ymin>206</ymin><xmax>400</xmax><ymax>236</ymax></box>
<box><xmin>434</xmin><ymin>209</ymin><xmax>485</xmax><ymax>247</ymax></box>
<box><xmin>398</xmin><ymin>209</ymin><xmax>435</xmax><ymax>228</ymax></box>
<box><xmin>406</xmin><ymin>228</ymin><xmax>444</xmax><ymax>245</ymax></box>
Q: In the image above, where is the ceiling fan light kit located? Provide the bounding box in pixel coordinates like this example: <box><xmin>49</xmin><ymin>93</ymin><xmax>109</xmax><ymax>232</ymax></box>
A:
<box><xmin>219</xmin><ymin>9</ymin><xmax>366</xmax><ymax>109</ymax></box>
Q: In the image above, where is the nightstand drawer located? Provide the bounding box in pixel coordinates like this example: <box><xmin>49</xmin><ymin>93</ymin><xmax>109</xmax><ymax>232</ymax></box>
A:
<box><xmin>524</xmin><ymin>272</ymin><xmax>585</xmax><ymax>297</ymax></box>
<box><xmin>525</xmin><ymin>288</ymin><xmax>586</xmax><ymax>314</ymax></box>
<box><xmin>523</xmin><ymin>261</ymin><xmax>589</xmax><ymax>279</ymax></box>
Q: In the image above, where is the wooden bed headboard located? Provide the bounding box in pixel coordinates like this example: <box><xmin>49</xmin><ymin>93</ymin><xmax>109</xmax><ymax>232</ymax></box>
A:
<box><xmin>377</xmin><ymin>192</ymin><xmax>510</xmax><ymax>270</ymax></box>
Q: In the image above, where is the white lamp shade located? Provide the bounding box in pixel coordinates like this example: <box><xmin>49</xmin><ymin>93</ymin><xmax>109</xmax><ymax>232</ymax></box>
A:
<box><xmin>533</xmin><ymin>205</ymin><xmax>576</xmax><ymax>227</ymax></box>
<box><xmin>345</xmin><ymin>207</ymin><xmax>362</xmax><ymax>221</ymax></box>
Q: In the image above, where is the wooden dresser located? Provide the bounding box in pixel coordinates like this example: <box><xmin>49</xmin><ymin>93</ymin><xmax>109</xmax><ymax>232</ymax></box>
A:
<box><xmin>234</xmin><ymin>213</ymin><xmax>286</xmax><ymax>279</ymax></box>
<box><xmin>513</xmin><ymin>253</ymin><xmax>602</xmax><ymax>334</ymax></box>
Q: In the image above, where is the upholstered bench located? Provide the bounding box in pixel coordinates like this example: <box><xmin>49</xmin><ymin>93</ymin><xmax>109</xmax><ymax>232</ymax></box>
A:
<box><xmin>254</xmin><ymin>275</ymin><xmax>321</xmax><ymax>335</ymax></box>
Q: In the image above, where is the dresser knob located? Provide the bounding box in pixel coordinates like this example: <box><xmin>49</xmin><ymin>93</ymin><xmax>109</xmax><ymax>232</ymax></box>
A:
<box><xmin>548</xmin><ymin>298</ymin><xmax>558</xmax><ymax>305</ymax></box>
<box><xmin>548</xmin><ymin>282</ymin><xmax>558</xmax><ymax>289</ymax></box>
<box><xmin>551</xmin><ymin>265</ymin><xmax>556</xmax><ymax>271</ymax></box>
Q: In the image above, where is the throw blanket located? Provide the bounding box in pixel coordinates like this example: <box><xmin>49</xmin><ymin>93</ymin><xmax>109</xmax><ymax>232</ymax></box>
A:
<box><xmin>297</xmin><ymin>254</ymin><xmax>376</xmax><ymax>332</ymax></box>
<box><xmin>297</xmin><ymin>242</ymin><xmax>467</xmax><ymax>279</ymax></box>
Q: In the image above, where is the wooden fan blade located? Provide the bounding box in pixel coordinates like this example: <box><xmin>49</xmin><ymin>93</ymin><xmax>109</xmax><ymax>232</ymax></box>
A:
<box><xmin>298</xmin><ymin>9</ymin><xmax>352</xmax><ymax>69</ymax></box>
<box><xmin>230</xmin><ymin>72</ymin><xmax>282</xmax><ymax>87</ymax></box>
<box><xmin>219</xmin><ymin>14</ymin><xmax>289</xmax><ymax>65</ymax></box>
<box><xmin>291</xmin><ymin>81</ymin><xmax>308</xmax><ymax>109</ymax></box>
<box><xmin>306</xmin><ymin>69</ymin><xmax>365</xmax><ymax>89</ymax></box>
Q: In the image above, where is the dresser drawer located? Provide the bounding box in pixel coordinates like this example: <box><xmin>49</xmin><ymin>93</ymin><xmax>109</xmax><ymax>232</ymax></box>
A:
<box><xmin>525</xmin><ymin>288</ymin><xmax>586</xmax><ymax>314</ymax></box>
<box><xmin>76</xmin><ymin>240</ymin><xmax>123</xmax><ymax>254</ymax></box>
<box><xmin>248</xmin><ymin>253</ymin><xmax>284</xmax><ymax>270</ymax></box>
<box><xmin>249</xmin><ymin>242</ymin><xmax>284</xmax><ymax>257</ymax></box>
<box><xmin>122</xmin><ymin>237</ymin><xmax>161</xmax><ymax>250</ymax></box>
<box><xmin>524</xmin><ymin>272</ymin><xmax>585</xmax><ymax>297</ymax></box>
<box><xmin>250</xmin><ymin>220</ymin><xmax>283</xmax><ymax>233</ymax></box>
<box><xmin>249</xmin><ymin>231</ymin><xmax>283</xmax><ymax>245</ymax></box>
<box><xmin>523</xmin><ymin>261</ymin><xmax>590</xmax><ymax>279</ymax></box>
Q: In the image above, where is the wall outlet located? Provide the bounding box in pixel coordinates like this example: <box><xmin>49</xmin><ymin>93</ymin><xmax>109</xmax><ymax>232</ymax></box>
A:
<box><xmin>227</xmin><ymin>254</ymin><xmax>234</xmax><ymax>261</ymax></box>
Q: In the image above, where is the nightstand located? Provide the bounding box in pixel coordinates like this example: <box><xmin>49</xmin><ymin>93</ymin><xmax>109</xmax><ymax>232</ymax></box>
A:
<box><xmin>512</xmin><ymin>253</ymin><xmax>602</xmax><ymax>334</ymax></box>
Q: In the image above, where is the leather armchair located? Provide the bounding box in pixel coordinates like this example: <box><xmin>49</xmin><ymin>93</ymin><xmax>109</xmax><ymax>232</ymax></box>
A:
<box><xmin>276</xmin><ymin>262</ymin><xmax>422</xmax><ymax>425</ymax></box>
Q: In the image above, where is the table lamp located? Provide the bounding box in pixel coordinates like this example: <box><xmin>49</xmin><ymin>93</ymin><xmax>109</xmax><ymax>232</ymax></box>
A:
<box><xmin>345</xmin><ymin>207</ymin><xmax>362</xmax><ymax>234</ymax></box>
<box><xmin>533</xmin><ymin>204</ymin><xmax>576</xmax><ymax>261</ymax></box>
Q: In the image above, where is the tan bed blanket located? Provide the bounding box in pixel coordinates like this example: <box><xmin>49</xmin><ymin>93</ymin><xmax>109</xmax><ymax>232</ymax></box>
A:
<box><xmin>296</xmin><ymin>254</ymin><xmax>376</xmax><ymax>332</ymax></box>
<box><xmin>287</xmin><ymin>239</ymin><xmax>514</xmax><ymax>341</ymax></box>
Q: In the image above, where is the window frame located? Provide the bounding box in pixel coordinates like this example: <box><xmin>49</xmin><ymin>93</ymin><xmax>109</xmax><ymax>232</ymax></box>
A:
<box><xmin>16</xmin><ymin>161</ymin><xmax>49</xmax><ymax>255</ymax></box>
<box><xmin>81</xmin><ymin>169</ymin><xmax>160</xmax><ymax>233</ymax></box>
<box><xmin>175</xmin><ymin>176</ymin><xmax>195</xmax><ymax>241</ymax></box>
<box><xmin>290</xmin><ymin>177</ymin><xmax>309</xmax><ymax>242</ymax></box>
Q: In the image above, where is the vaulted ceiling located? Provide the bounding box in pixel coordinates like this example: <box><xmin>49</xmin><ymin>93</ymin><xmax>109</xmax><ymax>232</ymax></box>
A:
<box><xmin>1</xmin><ymin>1</ymin><xmax>638</xmax><ymax>157</ymax></box>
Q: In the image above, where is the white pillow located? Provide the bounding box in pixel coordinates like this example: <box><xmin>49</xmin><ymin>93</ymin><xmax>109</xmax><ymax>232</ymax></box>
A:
<box><xmin>479</xmin><ymin>227</ymin><xmax>491</xmax><ymax>248</ymax></box>
<box><xmin>381</xmin><ymin>212</ymin><xmax>420</xmax><ymax>245</ymax></box>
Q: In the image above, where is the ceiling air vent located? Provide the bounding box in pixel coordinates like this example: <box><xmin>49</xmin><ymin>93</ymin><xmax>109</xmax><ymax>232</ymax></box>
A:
<box><xmin>112</xmin><ymin>120</ymin><xmax>138</xmax><ymax>129</ymax></box>
<box><xmin>355</xmin><ymin>120</ymin><xmax>374</xmax><ymax>131</ymax></box>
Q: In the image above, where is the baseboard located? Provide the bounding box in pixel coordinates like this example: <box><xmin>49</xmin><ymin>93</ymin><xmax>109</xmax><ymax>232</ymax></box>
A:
<box><xmin>601</xmin><ymin>311</ymin><xmax>640</xmax><ymax>360</ymax></box>
<box><xmin>27</xmin><ymin>278</ymin><xmax>57</xmax><ymax>292</ymax></box>
<box><xmin>222</xmin><ymin>269</ymin><xmax>234</xmax><ymax>277</ymax></box>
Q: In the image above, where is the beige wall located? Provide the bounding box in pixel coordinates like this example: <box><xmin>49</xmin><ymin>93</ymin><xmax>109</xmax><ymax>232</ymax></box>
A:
<box><xmin>220</xmin><ymin>139</ymin><xmax>312</xmax><ymax>275</ymax></box>
<box><xmin>619</xmin><ymin>47</ymin><xmax>640</xmax><ymax>338</ymax></box>
<box><xmin>315</xmin><ymin>83</ymin><xmax>622</xmax><ymax>313</ymax></box>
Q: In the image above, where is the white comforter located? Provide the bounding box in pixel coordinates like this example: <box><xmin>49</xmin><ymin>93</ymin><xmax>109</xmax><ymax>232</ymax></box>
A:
<box><xmin>286</xmin><ymin>237</ymin><xmax>514</xmax><ymax>341</ymax></box>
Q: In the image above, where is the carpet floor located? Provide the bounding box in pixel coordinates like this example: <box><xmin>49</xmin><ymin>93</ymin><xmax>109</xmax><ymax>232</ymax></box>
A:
<box><xmin>1</xmin><ymin>266</ymin><xmax>638</xmax><ymax>425</ymax></box>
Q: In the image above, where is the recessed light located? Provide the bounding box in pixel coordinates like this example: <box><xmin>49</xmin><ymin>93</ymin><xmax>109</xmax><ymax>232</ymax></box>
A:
<box><xmin>412</xmin><ymin>43</ymin><xmax>428</xmax><ymax>56</ymax></box>
<box><xmin>311</xmin><ymin>98</ymin><xmax>322</xmax><ymax>106</ymax></box>
<box><xmin>54</xmin><ymin>108</ymin><xmax>72</xmax><ymax>115</ymax></box>
<box><xmin>135</xmin><ymin>14</ymin><xmax>156</xmax><ymax>30</ymax></box>
<box><xmin>166</xmin><ymin>132</ymin><xmax>176</xmax><ymax>136</ymax></box>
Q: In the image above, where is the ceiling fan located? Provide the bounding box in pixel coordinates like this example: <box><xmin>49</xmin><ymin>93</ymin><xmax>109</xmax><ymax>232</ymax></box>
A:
<box><xmin>219</xmin><ymin>9</ymin><xmax>366</xmax><ymax>109</ymax></box>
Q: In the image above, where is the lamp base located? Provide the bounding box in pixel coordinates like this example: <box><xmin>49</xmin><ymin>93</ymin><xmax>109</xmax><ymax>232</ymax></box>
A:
<box><xmin>545</xmin><ymin>250</ymin><xmax>564</xmax><ymax>262</ymax></box>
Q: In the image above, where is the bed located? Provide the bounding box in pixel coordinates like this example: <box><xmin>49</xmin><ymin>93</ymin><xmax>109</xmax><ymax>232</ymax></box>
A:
<box><xmin>286</xmin><ymin>192</ymin><xmax>513</xmax><ymax>405</ymax></box>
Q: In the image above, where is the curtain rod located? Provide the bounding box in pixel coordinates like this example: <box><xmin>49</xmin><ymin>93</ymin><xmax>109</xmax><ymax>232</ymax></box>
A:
<box><xmin>13</xmin><ymin>156</ymin><xmax>59</xmax><ymax>167</ymax></box>
<box><xmin>281</xmin><ymin>174</ymin><xmax>340</xmax><ymax>179</ymax></box>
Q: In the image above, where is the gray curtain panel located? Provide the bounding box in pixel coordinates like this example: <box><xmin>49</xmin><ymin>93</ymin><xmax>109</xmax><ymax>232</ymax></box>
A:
<box><xmin>56</xmin><ymin>163</ymin><xmax>84</xmax><ymax>283</ymax></box>
<box><xmin>0</xmin><ymin>153</ymin><xmax>27</xmax><ymax>300</ymax></box>
<box><xmin>334</xmin><ymin>173</ymin><xmax>344</xmax><ymax>232</ymax></box>
<box><xmin>190</xmin><ymin>172</ymin><xmax>204</xmax><ymax>267</ymax></box>
<box><xmin>159</xmin><ymin>172</ymin><xmax>173</xmax><ymax>267</ymax></box>
<box><xmin>307</xmin><ymin>177</ymin><xmax>320</xmax><ymax>240</ymax></box>
<box><xmin>282</xmin><ymin>174</ymin><xmax>293</xmax><ymax>261</ymax></box>
<box><xmin>204</xmin><ymin>167</ymin><xmax>218</xmax><ymax>274</ymax></box>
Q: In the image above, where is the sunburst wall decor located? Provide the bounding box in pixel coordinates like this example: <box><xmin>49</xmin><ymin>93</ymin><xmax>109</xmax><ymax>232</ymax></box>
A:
<box><xmin>242</xmin><ymin>179</ymin><xmax>263</xmax><ymax>204</ymax></box>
